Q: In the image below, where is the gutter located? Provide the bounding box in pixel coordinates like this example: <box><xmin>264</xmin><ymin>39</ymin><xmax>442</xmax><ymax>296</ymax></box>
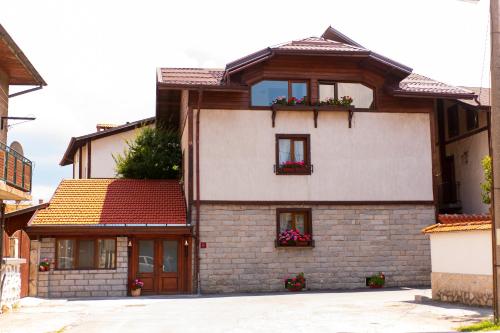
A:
<box><xmin>8</xmin><ymin>85</ymin><xmax>43</xmax><ymax>98</ymax></box>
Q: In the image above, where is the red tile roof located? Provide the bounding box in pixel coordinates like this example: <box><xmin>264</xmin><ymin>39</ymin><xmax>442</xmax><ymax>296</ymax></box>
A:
<box><xmin>422</xmin><ymin>220</ymin><xmax>491</xmax><ymax>234</ymax></box>
<box><xmin>273</xmin><ymin>37</ymin><xmax>368</xmax><ymax>53</ymax></box>
<box><xmin>158</xmin><ymin>68</ymin><xmax>225</xmax><ymax>87</ymax></box>
<box><xmin>459</xmin><ymin>86</ymin><xmax>490</xmax><ymax>107</ymax></box>
<box><xmin>30</xmin><ymin>179</ymin><xmax>186</xmax><ymax>225</ymax></box>
<box><xmin>395</xmin><ymin>73</ymin><xmax>474</xmax><ymax>98</ymax></box>
<box><xmin>438</xmin><ymin>214</ymin><xmax>491</xmax><ymax>224</ymax></box>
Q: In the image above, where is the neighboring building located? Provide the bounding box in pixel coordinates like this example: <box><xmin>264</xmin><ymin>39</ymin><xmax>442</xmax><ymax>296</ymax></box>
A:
<box><xmin>155</xmin><ymin>26</ymin><xmax>476</xmax><ymax>293</ymax></box>
<box><xmin>0</xmin><ymin>23</ymin><xmax>46</xmax><ymax>310</ymax></box>
<box><xmin>423</xmin><ymin>215</ymin><xmax>492</xmax><ymax>306</ymax></box>
<box><xmin>60</xmin><ymin>117</ymin><xmax>154</xmax><ymax>179</ymax></box>
<box><xmin>435</xmin><ymin>87</ymin><xmax>490</xmax><ymax>214</ymax></box>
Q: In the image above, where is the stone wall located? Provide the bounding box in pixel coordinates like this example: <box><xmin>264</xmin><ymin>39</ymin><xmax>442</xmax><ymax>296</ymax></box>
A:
<box><xmin>198</xmin><ymin>204</ymin><xmax>433</xmax><ymax>293</ymax></box>
<box><xmin>0</xmin><ymin>258</ymin><xmax>25</xmax><ymax>312</ymax></box>
<box><xmin>432</xmin><ymin>272</ymin><xmax>493</xmax><ymax>307</ymax></box>
<box><xmin>36</xmin><ymin>237</ymin><xmax>128</xmax><ymax>298</ymax></box>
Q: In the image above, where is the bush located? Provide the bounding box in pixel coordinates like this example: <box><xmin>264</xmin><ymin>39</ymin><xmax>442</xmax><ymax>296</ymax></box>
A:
<box><xmin>481</xmin><ymin>155</ymin><xmax>492</xmax><ymax>205</ymax></box>
<box><xmin>114</xmin><ymin>126</ymin><xmax>181</xmax><ymax>179</ymax></box>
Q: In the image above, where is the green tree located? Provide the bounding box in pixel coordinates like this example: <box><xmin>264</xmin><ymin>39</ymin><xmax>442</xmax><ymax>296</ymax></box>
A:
<box><xmin>114</xmin><ymin>126</ymin><xmax>181</xmax><ymax>179</ymax></box>
<box><xmin>481</xmin><ymin>155</ymin><xmax>492</xmax><ymax>205</ymax></box>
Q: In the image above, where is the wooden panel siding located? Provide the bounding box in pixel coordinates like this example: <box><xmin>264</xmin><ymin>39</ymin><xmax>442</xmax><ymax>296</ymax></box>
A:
<box><xmin>186</xmin><ymin>55</ymin><xmax>433</xmax><ymax>114</ymax></box>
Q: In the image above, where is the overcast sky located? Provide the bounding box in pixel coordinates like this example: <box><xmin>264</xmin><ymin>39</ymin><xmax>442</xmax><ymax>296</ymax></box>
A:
<box><xmin>1</xmin><ymin>0</ymin><xmax>491</xmax><ymax>203</ymax></box>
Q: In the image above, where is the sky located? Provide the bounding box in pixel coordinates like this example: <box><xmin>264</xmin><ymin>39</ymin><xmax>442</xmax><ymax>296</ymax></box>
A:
<box><xmin>0</xmin><ymin>0</ymin><xmax>491</xmax><ymax>203</ymax></box>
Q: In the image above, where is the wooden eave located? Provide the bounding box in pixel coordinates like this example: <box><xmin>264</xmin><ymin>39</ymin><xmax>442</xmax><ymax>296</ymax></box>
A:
<box><xmin>26</xmin><ymin>225</ymin><xmax>193</xmax><ymax>237</ymax></box>
<box><xmin>0</xmin><ymin>24</ymin><xmax>46</xmax><ymax>86</ymax></box>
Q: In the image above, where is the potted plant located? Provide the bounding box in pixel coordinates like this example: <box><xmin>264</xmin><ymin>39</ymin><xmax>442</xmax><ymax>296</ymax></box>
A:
<box><xmin>368</xmin><ymin>272</ymin><xmax>385</xmax><ymax>289</ymax></box>
<box><xmin>272</xmin><ymin>96</ymin><xmax>307</xmax><ymax>107</ymax></box>
<box><xmin>278</xmin><ymin>229</ymin><xmax>312</xmax><ymax>246</ymax></box>
<box><xmin>284</xmin><ymin>272</ymin><xmax>306</xmax><ymax>291</ymax></box>
<box><xmin>340</xmin><ymin>95</ymin><xmax>353</xmax><ymax>106</ymax></box>
<box><xmin>278</xmin><ymin>160</ymin><xmax>307</xmax><ymax>173</ymax></box>
<box><xmin>272</xmin><ymin>96</ymin><xmax>287</xmax><ymax>106</ymax></box>
<box><xmin>39</xmin><ymin>258</ymin><xmax>50</xmax><ymax>272</ymax></box>
<box><xmin>130</xmin><ymin>278</ymin><xmax>144</xmax><ymax>296</ymax></box>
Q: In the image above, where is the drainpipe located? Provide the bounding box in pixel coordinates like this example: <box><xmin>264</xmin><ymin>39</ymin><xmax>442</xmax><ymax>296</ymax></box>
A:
<box><xmin>0</xmin><ymin>202</ymin><xmax>6</xmax><ymax>304</ymax></box>
<box><xmin>195</xmin><ymin>89</ymin><xmax>203</xmax><ymax>295</ymax></box>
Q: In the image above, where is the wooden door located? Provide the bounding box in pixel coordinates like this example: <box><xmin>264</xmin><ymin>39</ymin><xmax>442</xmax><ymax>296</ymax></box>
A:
<box><xmin>442</xmin><ymin>155</ymin><xmax>457</xmax><ymax>203</ymax></box>
<box><xmin>133</xmin><ymin>238</ymin><xmax>183</xmax><ymax>294</ymax></box>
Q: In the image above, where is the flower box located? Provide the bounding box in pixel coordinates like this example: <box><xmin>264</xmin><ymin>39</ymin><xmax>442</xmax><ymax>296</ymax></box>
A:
<box><xmin>284</xmin><ymin>272</ymin><xmax>306</xmax><ymax>291</ymax></box>
<box><xmin>271</xmin><ymin>104</ymin><xmax>316</xmax><ymax>111</ymax></box>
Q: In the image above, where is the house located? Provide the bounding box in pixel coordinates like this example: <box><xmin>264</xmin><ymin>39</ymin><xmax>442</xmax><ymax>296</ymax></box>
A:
<box><xmin>0</xmin><ymin>23</ymin><xmax>46</xmax><ymax>310</ymax></box>
<box><xmin>9</xmin><ymin>25</ymin><xmax>482</xmax><ymax>297</ymax></box>
<box><xmin>60</xmin><ymin>117</ymin><xmax>154</xmax><ymax>178</ymax></box>
<box><xmin>155</xmin><ymin>26</ymin><xmax>477</xmax><ymax>293</ymax></box>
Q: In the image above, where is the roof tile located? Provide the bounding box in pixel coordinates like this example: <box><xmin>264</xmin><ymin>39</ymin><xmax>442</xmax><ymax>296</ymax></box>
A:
<box><xmin>31</xmin><ymin>179</ymin><xmax>186</xmax><ymax>225</ymax></box>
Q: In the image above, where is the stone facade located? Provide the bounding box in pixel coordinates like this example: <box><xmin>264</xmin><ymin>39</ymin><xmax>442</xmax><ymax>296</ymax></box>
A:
<box><xmin>198</xmin><ymin>204</ymin><xmax>433</xmax><ymax>293</ymax></box>
<box><xmin>0</xmin><ymin>258</ymin><xmax>25</xmax><ymax>312</ymax></box>
<box><xmin>35</xmin><ymin>237</ymin><xmax>128</xmax><ymax>298</ymax></box>
<box><xmin>431</xmin><ymin>272</ymin><xmax>493</xmax><ymax>307</ymax></box>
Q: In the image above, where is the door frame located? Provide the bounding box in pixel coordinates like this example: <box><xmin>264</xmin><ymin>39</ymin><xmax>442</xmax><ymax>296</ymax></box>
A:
<box><xmin>129</xmin><ymin>235</ymin><xmax>192</xmax><ymax>295</ymax></box>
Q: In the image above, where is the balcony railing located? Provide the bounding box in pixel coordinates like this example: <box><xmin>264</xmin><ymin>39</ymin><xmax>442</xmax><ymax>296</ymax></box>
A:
<box><xmin>0</xmin><ymin>142</ymin><xmax>32</xmax><ymax>192</ymax></box>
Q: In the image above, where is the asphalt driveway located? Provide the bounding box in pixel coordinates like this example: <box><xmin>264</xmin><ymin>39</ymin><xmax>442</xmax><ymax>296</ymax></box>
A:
<box><xmin>0</xmin><ymin>288</ymin><xmax>492</xmax><ymax>333</ymax></box>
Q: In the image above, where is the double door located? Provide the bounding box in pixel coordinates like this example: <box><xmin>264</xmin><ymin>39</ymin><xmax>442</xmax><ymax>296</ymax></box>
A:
<box><xmin>132</xmin><ymin>238</ymin><xmax>188</xmax><ymax>294</ymax></box>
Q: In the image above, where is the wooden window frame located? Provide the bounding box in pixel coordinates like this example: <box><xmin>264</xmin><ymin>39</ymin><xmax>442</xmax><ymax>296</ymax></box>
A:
<box><xmin>466</xmin><ymin>108</ymin><xmax>479</xmax><ymax>132</ymax></box>
<box><xmin>55</xmin><ymin>237</ymin><xmax>117</xmax><ymax>270</ymax></box>
<box><xmin>276</xmin><ymin>208</ymin><xmax>313</xmax><ymax>247</ymax></box>
<box><xmin>318</xmin><ymin>81</ymin><xmax>376</xmax><ymax>110</ymax></box>
<box><xmin>250</xmin><ymin>80</ymin><xmax>309</xmax><ymax>108</ymax></box>
<box><xmin>275</xmin><ymin>134</ymin><xmax>311</xmax><ymax>175</ymax></box>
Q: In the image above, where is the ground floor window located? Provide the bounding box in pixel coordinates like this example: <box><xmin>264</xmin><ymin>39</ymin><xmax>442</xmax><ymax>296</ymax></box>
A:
<box><xmin>276</xmin><ymin>208</ymin><xmax>313</xmax><ymax>247</ymax></box>
<box><xmin>56</xmin><ymin>238</ymin><xmax>116</xmax><ymax>270</ymax></box>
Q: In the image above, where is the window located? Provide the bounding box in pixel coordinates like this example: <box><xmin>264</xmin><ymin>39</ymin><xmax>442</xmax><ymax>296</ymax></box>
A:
<box><xmin>447</xmin><ymin>105</ymin><xmax>459</xmax><ymax>138</ymax></box>
<box><xmin>466</xmin><ymin>109</ymin><xmax>479</xmax><ymax>131</ymax></box>
<box><xmin>276</xmin><ymin>209</ymin><xmax>313</xmax><ymax>247</ymax></box>
<box><xmin>56</xmin><ymin>238</ymin><xmax>116</xmax><ymax>270</ymax></box>
<box><xmin>319</xmin><ymin>82</ymin><xmax>374</xmax><ymax>109</ymax></box>
<box><xmin>275</xmin><ymin>134</ymin><xmax>311</xmax><ymax>175</ymax></box>
<box><xmin>251</xmin><ymin>80</ymin><xmax>308</xmax><ymax>106</ymax></box>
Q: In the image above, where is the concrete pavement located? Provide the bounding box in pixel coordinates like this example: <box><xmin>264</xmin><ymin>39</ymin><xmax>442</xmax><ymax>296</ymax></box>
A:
<box><xmin>0</xmin><ymin>288</ymin><xmax>492</xmax><ymax>333</ymax></box>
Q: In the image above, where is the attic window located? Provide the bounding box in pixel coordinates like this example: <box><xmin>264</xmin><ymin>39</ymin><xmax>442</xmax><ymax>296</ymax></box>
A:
<box><xmin>251</xmin><ymin>80</ymin><xmax>308</xmax><ymax>106</ymax></box>
<box><xmin>319</xmin><ymin>82</ymin><xmax>374</xmax><ymax>109</ymax></box>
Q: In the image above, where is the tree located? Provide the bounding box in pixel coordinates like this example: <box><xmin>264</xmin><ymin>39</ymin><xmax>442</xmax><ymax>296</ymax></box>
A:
<box><xmin>114</xmin><ymin>126</ymin><xmax>181</xmax><ymax>179</ymax></box>
<box><xmin>481</xmin><ymin>155</ymin><xmax>492</xmax><ymax>206</ymax></box>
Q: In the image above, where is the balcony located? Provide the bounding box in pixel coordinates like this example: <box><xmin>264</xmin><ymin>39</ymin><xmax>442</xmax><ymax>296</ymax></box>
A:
<box><xmin>0</xmin><ymin>142</ymin><xmax>32</xmax><ymax>200</ymax></box>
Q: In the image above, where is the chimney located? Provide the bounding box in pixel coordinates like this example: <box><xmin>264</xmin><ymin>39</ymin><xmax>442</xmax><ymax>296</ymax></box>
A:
<box><xmin>96</xmin><ymin>123</ymin><xmax>117</xmax><ymax>132</ymax></box>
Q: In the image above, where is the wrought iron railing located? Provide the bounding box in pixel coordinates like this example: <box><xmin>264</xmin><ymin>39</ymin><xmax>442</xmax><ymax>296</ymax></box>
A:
<box><xmin>0</xmin><ymin>142</ymin><xmax>32</xmax><ymax>192</ymax></box>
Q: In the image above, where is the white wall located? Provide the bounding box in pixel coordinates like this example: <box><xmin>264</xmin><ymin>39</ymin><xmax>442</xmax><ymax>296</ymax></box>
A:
<box><xmin>197</xmin><ymin>109</ymin><xmax>433</xmax><ymax>201</ymax></box>
<box><xmin>446</xmin><ymin>131</ymin><xmax>490</xmax><ymax>214</ymax></box>
<box><xmin>72</xmin><ymin>127</ymin><xmax>149</xmax><ymax>179</ymax></box>
<box><xmin>430</xmin><ymin>230</ymin><xmax>492</xmax><ymax>275</ymax></box>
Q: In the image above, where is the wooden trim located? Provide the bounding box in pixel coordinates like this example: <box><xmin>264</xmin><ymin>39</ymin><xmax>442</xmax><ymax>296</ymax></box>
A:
<box><xmin>275</xmin><ymin>134</ymin><xmax>311</xmax><ymax>175</ymax></box>
<box><xmin>444</xmin><ymin>125</ymin><xmax>488</xmax><ymax>145</ymax></box>
<box><xmin>55</xmin><ymin>237</ymin><xmax>117</xmax><ymax>271</ymax></box>
<box><xmin>187</xmin><ymin>105</ymin><xmax>193</xmax><ymax>223</ymax></box>
<box><xmin>78</xmin><ymin>148</ymin><xmax>82</xmax><ymax>179</ymax></box>
<box><xmin>429</xmin><ymin>102</ymin><xmax>438</xmax><ymax>221</ymax></box>
<box><xmin>26</xmin><ymin>226</ymin><xmax>193</xmax><ymax>237</ymax></box>
<box><xmin>276</xmin><ymin>208</ymin><xmax>313</xmax><ymax>248</ymax></box>
<box><xmin>87</xmin><ymin>141</ymin><xmax>92</xmax><ymax>178</ymax></box>
<box><xmin>197</xmin><ymin>200</ymin><xmax>434</xmax><ymax>205</ymax></box>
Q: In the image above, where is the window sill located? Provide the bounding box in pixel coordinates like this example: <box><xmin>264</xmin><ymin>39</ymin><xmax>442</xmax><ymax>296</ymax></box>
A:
<box><xmin>275</xmin><ymin>240</ymin><xmax>315</xmax><ymax>248</ymax></box>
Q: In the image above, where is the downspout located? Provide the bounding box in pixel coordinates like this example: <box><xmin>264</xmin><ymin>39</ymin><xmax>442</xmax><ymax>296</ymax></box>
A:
<box><xmin>195</xmin><ymin>89</ymin><xmax>203</xmax><ymax>295</ymax></box>
<box><xmin>0</xmin><ymin>202</ymin><xmax>6</xmax><ymax>305</ymax></box>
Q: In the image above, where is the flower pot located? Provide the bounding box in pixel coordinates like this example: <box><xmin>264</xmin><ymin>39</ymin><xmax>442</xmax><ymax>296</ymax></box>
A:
<box><xmin>369</xmin><ymin>284</ymin><xmax>383</xmax><ymax>289</ymax></box>
<box><xmin>296</xmin><ymin>241</ymin><xmax>309</xmax><ymax>246</ymax></box>
<box><xmin>131</xmin><ymin>288</ymin><xmax>141</xmax><ymax>297</ymax></box>
<box><xmin>39</xmin><ymin>265</ymin><xmax>48</xmax><ymax>272</ymax></box>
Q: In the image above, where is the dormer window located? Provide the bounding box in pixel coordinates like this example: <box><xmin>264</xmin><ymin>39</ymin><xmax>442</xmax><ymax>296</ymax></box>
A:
<box><xmin>251</xmin><ymin>80</ymin><xmax>308</xmax><ymax>106</ymax></box>
<box><xmin>319</xmin><ymin>82</ymin><xmax>374</xmax><ymax>109</ymax></box>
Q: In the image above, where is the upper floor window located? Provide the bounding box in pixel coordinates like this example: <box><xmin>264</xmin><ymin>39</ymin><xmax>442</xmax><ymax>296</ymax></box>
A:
<box><xmin>251</xmin><ymin>80</ymin><xmax>308</xmax><ymax>106</ymax></box>
<box><xmin>447</xmin><ymin>105</ymin><xmax>459</xmax><ymax>138</ymax></box>
<box><xmin>319</xmin><ymin>82</ymin><xmax>374</xmax><ymax>109</ymax></box>
<box><xmin>275</xmin><ymin>134</ymin><xmax>311</xmax><ymax>175</ymax></box>
<box><xmin>466</xmin><ymin>109</ymin><xmax>479</xmax><ymax>131</ymax></box>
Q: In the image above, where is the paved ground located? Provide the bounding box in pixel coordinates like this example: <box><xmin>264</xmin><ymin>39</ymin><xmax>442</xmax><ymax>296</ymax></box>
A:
<box><xmin>0</xmin><ymin>288</ymin><xmax>492</xmax><ymax>333</ymax></box>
